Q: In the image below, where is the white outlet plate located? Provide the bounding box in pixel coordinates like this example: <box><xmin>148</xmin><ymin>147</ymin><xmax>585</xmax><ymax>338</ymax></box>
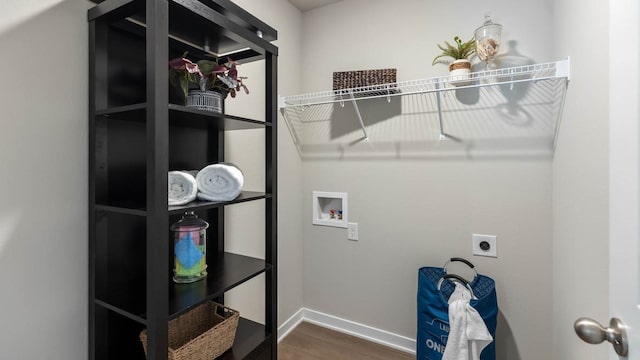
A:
<box><xmin>347</xmin><ymin>223</ymin><xmax>358</xmax><ymax>241</ymax></box>
<box><xmin>472</xmin><ymin>234</ymin><xmax>497</xmax><ymax>257</ymax></box>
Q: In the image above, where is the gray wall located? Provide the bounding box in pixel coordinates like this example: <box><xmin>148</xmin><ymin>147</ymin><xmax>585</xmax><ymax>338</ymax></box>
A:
<box><xmin>0</xmin><ymin>1</ymin><xmax>91</xmax><ymax>358</ymax></box>
<box><xmin>551</xmin><ymin>0</ymin><xmax>609</xmax><ymax>359</ymax></box>
<box><xmin>0</xmin><ymin>1</ymin><xmax>614</xmax><ymax>359</ymax></box>
<box><xmin>0</xmin><ymin>1</ymin><xmax>304</xmax><ymax>358</ymax></box>
<box><xmin>299</xmin><ymin>1</ymin><xmax>554</xmax><ymax>359</ymax></box>
<box><xmin>225</xmin><ymin>0</ymin><xmax>305</xmax><ymax>326</ymax></box>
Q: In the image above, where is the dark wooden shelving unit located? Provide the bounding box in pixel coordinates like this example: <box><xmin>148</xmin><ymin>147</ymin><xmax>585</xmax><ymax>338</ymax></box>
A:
<box><xmin>88</xmin><ymin>1</ymin><xmax>278</xmax><ymax>359</ymax></box>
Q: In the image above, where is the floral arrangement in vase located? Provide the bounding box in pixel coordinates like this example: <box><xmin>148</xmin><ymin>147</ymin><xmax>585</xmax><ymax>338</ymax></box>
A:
<box><xmin>169</xmin><ymin>52</ymin><xmax>249</xmax><ymax>99</ymax></box>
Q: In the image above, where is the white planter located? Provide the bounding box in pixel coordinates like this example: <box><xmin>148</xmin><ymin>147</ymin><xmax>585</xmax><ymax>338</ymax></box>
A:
<box><xmin>186</xmin><ymin>90</ymin><xmax>223</xmax><ymax>113</ymax></box>
<box><xmin>448</xmin><ymin>59</ymin><xmax>472</xmax><ymax>86</ymax></box>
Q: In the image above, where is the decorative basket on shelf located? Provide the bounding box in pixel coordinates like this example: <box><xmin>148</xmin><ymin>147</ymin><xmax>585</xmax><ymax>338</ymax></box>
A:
<box><xmin>185</xmin><ymin>90</ymin><xmax>223</xmax><ymax>113</ymax></box>
<box><xmin>332</xmin><ymin>68</ymin><xmax>397</xmax><ymax>91</ymax></box>
<box><xmin>139</xmin><ymin>301</ymin><xmax>239</xmax><ymax>360</ymax></box>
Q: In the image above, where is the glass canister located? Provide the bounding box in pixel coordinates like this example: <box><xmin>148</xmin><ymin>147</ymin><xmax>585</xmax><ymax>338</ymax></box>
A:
<box><xmin>171</xmin><ymin>211</ymin><xmax>209</xmax><ymax>283</ymax></box>
<box><xmin>474</xmin><ymin>15</ymin><xmax>503</xmax><ymax>70</ymax></box>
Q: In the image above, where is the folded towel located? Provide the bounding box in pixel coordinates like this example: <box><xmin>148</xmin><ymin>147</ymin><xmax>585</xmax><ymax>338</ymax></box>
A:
<box><xmin>196</xmin><ymin>163</ymin><xmax>244</xmax><ymax>202</ymax></box>
<box><xmin>442</xmin><ymin>283</ymin><xmax>493</xmax><ymax>360</ymax></box>
<box><xmin>168</xmin><ymin>171</ymin><xmax>198</xmax><ymax>206</ymax></box>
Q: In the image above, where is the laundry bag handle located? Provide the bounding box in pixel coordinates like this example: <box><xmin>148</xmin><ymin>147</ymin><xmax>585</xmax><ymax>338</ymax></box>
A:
<box><xmin>443</xmin><ymin>257</ymin><xmax>478</xmax><ymax>282</ymax></box>
<box><xmin>441</xmin><ymin>274</ymin><xmax>469</xmax><ymax>285</ymax></box>
<box><xmin>449</xmin><ymin>257</ymin><xmax>475</xmax><ymax>269</ymax></box>
<box><xmin>437</xmin><ymin>274</ymin><xmax>477</xmax><ymax>299</ymax></box>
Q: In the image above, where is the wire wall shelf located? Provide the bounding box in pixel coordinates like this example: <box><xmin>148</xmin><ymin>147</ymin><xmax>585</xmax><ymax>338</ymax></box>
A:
<box><xmin>279</xmin><ymin>58</ymin><xmax>570</xmax><ymax>159</ymax></box>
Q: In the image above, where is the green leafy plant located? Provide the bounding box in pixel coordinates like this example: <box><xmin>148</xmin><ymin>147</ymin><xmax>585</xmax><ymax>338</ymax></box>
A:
<box><xmin>432</xmin><ymin>36</ymin><xmax>476</xmax><ymax>66</ymax></box>
<box><xmin>169</xmin><ymin>52</ymin><xmax>249</xmax><ymax>99</ymax></box>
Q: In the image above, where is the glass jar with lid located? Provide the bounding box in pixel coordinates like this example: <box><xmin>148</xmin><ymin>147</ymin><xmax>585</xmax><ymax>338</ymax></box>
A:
<box><xmin>475</xmin><ymin>15</ymin><xmax>502</xmax><ymax>70</ymax></box>
<box><xmin>171</xmin><ymin>211</ymin><xmax>209</xmax><ymax>283</ymax></box>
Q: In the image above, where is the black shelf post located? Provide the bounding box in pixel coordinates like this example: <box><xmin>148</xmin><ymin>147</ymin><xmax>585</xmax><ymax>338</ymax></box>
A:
<box><xmin>145</xmin><ymin>1</ymin><xmax>170</xmax><ymax>359</ymax></box>
<box><xmin>265</xmin><ymin>51</ymin><xmax>278</xmax><ymax>359</ymax></box>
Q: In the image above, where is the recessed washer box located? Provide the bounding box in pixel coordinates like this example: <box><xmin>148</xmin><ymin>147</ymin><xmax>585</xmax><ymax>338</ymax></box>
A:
<box><xmin>312</xmin><ymin>191</ymin><xmax>348</xmax><ymax>228</ymax></box>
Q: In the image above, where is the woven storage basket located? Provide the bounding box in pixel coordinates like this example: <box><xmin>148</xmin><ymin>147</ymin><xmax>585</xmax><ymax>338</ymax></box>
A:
<box><xmin>140</xmin><ymin>301</ymin><xmax>239</xmax><ymax>360</ymax></box>
<box><xmin>332</xmin><ymin>68</ymin><xmax>397</xmax><ymax>90</ymax></box>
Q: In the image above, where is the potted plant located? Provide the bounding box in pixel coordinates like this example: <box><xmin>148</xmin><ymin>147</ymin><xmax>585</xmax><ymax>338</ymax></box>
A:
<box><xmin>432</xmin><ymin>36</ymin><xmax>476</xmax><ymax>83</ymax></box>
<box><xmin>169</xmin><ymin>52</ymin><xmax>249</xmax><ymax>113</ymax></box>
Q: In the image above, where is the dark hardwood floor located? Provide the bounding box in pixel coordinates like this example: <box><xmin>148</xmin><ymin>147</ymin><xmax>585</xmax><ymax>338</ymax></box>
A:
<box><xmin>278</xmin><ymin>322</ymin><xmax>414</xmax><ymax>360</ymax></box>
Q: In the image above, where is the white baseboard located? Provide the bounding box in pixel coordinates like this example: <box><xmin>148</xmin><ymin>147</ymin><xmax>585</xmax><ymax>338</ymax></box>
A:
<box><xmin>278</xmin><ymin>308</ymin><xmax>416</xmax><ymax>355</ymax></box>
<box><xmin>277</xmin><ymin>308</ymin><xmax>305</xmax><ymax>342</ymax></box>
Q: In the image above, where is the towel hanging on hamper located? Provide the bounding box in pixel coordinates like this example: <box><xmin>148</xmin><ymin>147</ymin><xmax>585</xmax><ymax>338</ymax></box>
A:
<box><xmin>417</xmin><ymin>258</ymin><xmax>498</xmax><ymax>360</ymax></box>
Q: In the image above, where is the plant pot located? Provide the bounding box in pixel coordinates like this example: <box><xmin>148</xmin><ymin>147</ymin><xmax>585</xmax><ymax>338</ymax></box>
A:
<box><xmin>448</xmin><ymin>59</ymin><xmax>472</xmax><ymax>86</ymax></box>
<box><xmin>186</xmin><ymin>90</ymin><xmax>223</xmax><ymax>113</ymax></box>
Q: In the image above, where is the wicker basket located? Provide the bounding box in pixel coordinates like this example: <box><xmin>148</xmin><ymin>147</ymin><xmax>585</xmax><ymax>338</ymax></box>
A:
<box><xmin>332</xmin><ymin>68</ymin><xmax>397</xmax><ymax>90</ymax></box>
<box><xmin>140</xmin><ymin>301</ymin><xmax>239</xmax><ymax>360</ymax></box>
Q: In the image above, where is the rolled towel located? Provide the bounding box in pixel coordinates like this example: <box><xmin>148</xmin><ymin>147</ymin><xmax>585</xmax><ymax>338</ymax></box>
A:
<box><xmin>168</xmin><ymin>171</ymin><xmax>198</xmax><ymax>206</ymax></box>
<box><xmin>196</xmin><ymin>163</ymin><xmax>244</xmax><ymax>202</ymax></box>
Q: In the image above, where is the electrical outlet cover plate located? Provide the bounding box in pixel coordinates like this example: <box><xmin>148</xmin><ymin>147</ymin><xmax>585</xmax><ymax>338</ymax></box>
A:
<box><xmin>472</xmin><ymin>234</ymin><xmax>497</xmax><ymax>257</ymax></box>
<box><xmin>347</xmin><ymin>222</ymin><xmax>358</xmax><ymax>241</ymax></box>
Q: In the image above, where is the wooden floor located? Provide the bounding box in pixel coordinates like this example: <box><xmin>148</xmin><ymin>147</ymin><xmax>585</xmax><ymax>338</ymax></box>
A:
<box><xmin>278</xmin><ymin>322</ymin><xmax>414</xmax><ymax>360</ymax></box>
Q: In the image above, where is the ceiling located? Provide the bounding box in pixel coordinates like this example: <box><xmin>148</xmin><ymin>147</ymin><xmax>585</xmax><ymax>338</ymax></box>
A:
<box><xmin>288</xmin><ymin>0</ymin><xmax>343</xmax><ymax>12</ymax></box>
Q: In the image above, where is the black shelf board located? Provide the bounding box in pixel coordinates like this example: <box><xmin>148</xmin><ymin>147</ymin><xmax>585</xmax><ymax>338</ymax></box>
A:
<box><xmin>169</xmin><ymin>0</ymin><xmax>278</xmax><ymax>56</ymax></box>
<box><xmin>95</xmin><ymin>298</ymin><xmax>147</xmax><ymax>325</ymax></box>
<box><xmin>94</xmin><ymin>252</ymin><xmax>271</xmax><ymax>323</ymax></box>
<box><xmin>88</xmin><ymin>0</ymin><xmax>278</xmax><ymax>58</ymax></box>
<box><xmin>95</xmin><ymin>103</ymin><xmax>268</xmax><ymax>130</ymax></box>
<box><xmin>168</xmin><ymin>104</ymin><xmax>269</xmax><ymax>130</ymax></box>
<box><xmin>110</xmin><ymin>16</ymin><xmax>269</xmax><ymax>64</ymax></box>
<box><xmin>168</xmin><ymin>191</ymin><xmax>270</xmax><ymax>214</ymax></box>
<box><xmin>194</xmin><ymin>0</ymin><xmax>276</xmax><ymax>42</ymax></box>
<box><xmin>94</xmin><ymin>191</ymin><xmax>270</xmax><ymax>215</ymax></box>
<box><xmin>96</xmin><ymin>103</ymin><xmax>146</xmax><ymax>118</ymax></box>
<box><xmin>94</xmin><ymin>203</ymin><xmax>147</xmax><ymax>216</ymax></box>
<box><xmin>87</xmin><ymin>0</ymin><xmax>142</xmax><ymax>23</ymax></box>
<box><xmin>169</xmin><ymin>253</ymin><xmax>270</xmax><ymax>318</ymax></box>
<box><xmin>90</xmin><ymin>309</ymin><xmax>270</xmax><ymax>360</ymax></box>
<box><xmin>220</xmin><ymin>318</ymin><xmax>272</xmax><ymax>360</ymax></box>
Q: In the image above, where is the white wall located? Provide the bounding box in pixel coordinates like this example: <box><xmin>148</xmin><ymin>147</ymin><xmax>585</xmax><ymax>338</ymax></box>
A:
<box><xmin>0</xmin><ymin>1</ymin><xmax>612</xmax><ymax>359</ymax></box>
<box><xmin>551</xmin><ymin>0</ymin><xmax>609</xmax><ymax>359</ymax></box>
<box><xmin>299</xmin><ymin>1</ymin><xmax>555</xmax><ymax>359</ymax></box>
<box><xmin>225</xmin><ymin>0</ymin><xmax>305</xmax><ymax>327</ymax></box>
<box><xmin>0</xmin><ymin>1</ymin><xmax>303</xmax><ymax>358</ymax></box>
<box><xmin>0</xmin><ymin>1</ymin><xmax>91</xmax><ymax>359</ymax></box>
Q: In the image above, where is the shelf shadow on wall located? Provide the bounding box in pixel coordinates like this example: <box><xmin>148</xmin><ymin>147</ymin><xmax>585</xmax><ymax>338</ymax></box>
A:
<box><xmin>285</xmin><ymin>81</ymin><xmax>563</xmax><ymax>160</ymax></box>
<box><xmin>329</xmin><ymin>95</ymin><xmax>402</xmax><ymax>141</ymax></box>
<box><xmin>459</xmin><ymin>40</ymin><xmax>538</xmax><ymax>125</ymax></box>
<box><xmin>495</xmin><ymin>40</ymin><xmax>538</xmax><ymax>127</ymax></box>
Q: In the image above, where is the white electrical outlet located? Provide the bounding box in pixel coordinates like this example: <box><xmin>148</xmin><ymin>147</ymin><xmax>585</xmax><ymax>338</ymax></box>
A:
<box><xmin>472</xmin><ymin>234</ymin><xmax>497</xmax><ymax>257</ymax></box>
<box><xmin>347</xmin><ymin>223</ymin><xmax>359</xmax><ymax>241</ymax></box>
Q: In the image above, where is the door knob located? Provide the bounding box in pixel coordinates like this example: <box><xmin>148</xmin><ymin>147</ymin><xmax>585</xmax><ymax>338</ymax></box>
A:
<box><xmin>574</xmin><ymin>317</ymin><xmax>628</xmax><ymax>357</ymax></box>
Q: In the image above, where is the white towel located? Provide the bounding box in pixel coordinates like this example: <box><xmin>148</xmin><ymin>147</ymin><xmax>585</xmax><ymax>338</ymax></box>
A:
<box><xmin>196</xmin><ymin>163</ymin><xmax>244</xmax><ymax>202</ymax></box>
<box><xmin>168</xmin><ymin>171</ymin><xmax>198</xmax><ymax>206</ymax></box>
<box><xmin>442</xmin><ymin>283</ymin><xmax>493</xmax><ymax>360</ymax></box>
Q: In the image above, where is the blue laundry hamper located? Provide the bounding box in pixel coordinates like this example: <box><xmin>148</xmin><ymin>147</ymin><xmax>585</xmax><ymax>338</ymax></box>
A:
<box><xmin>417</xmin><ymin>258</ymin><xmax>498</xmax><ymax>360</ymax></box>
